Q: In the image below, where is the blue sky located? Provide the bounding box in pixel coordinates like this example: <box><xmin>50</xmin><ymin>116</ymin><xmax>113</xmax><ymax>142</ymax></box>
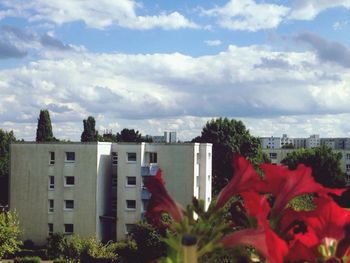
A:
<box><xmin>1</xmin><ymin>0</ymin><xmax>350</xmax><ymax>141</ymax></box>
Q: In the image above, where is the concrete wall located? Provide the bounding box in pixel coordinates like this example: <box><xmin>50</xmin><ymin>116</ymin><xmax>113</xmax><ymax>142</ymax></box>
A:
<box><xmin>10</xmin><ymin>143</ymin><xmax>99</xmax><ymax>245</ymax></box>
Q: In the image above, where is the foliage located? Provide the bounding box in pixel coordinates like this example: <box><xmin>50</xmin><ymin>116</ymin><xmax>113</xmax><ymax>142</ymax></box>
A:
<box><xmin>0</xmin><ymin>210</ymin><xmax>22</xmax><ymax>259</ymax></box>
<box><xmin>192</xmin><ymin>118</ymin><xmax>269</xmax><ymax>195</ymax></box>
<box><xmin>14</xmin><ymin>256</ymin><xmax>41</xmax><ymax>263</ymax></box>
<box><xmin>81</xmin><ymin>116</ymin><xmax>99</xmax><ymax>142</ymax></box>
<box><xmin>46</xmin><ymin>233</ymin><xmax>65</xmax><ymax>260</ymax></box>
<box><xmin>281</xmin><ymin>145</ymin><xmax>347</xmax><ymax>188</ymax></box>
<box><xmin>116</xmin><ymin>128</ymin><xmax>152</xmax><ymax>143</ymax></box>
<box><xmin>0</xmin><ymin>129</ymin><xmax>16</xmax><ymax>205</ymax></box>
<box><xmin>128</xmin><ymin>222</ymin><xmax>167</xmax><ymax>262</ymax></box>
<box><xmin>144</xmin><ymin>155</ymin><xmax>350</xmax><ymax>263</ymax></box>
<box><xmin>112</xmin><ymin>239</ymin><xmax>138</xmax><ymax>262</ymax></box>
<box><xmin>36</xmin><ymin>109</ymin><xmax>56</xmax><ymax>142</ymax></box>
<box><xmin>62</xmin><ymin>234</ymin><xmax>85</xmax><ymax>262</ymax></box>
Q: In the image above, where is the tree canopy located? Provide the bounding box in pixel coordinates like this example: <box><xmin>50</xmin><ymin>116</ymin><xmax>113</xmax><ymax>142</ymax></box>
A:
<box><xmin>281</xmin><ymin>145</ymin><xmax>347</xmax><ymax>188</ymax></box>
<box><xmin>36</xmin><ymin>109</ymin><xmax>56</xmax><ymax>142</ymax></box>
<box><xmin>116</xmin><ymin>128</ymin><xmax>152</xmax><ymax>143</ymax></box>
<box><xmin>0</xmin><ymin>129</ymin><xmax>16</xmax><ymax>205</ymax></box>
<box><xmin>192</xmin><ymin>118</ymin><xmax>269</xmax><ymax>195</ymax></box>
<box><xmin>81</xmin><ymin>116</ymin><xmax>98</xmax><ymax>142</ymax></box>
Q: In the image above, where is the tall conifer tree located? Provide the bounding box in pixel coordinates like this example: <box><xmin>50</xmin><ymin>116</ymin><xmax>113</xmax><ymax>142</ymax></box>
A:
<box><xmin>36</xmin><ymin>109</ymin><xmax>55</xmax><ymax>142</ymax></box>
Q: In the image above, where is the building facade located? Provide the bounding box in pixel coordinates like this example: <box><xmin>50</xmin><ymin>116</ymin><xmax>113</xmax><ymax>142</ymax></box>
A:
<box><xmin>10</xmin><ymin>142</ymin><xmax>212</xmax><ymax>244</ymax></box>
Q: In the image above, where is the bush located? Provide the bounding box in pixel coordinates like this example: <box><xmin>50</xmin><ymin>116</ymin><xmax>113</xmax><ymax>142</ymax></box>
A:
<box><xmin>14</xmin><ymin>248</ymin><xmax>47</xmax><ymax>259</ymax></box>
<box><xmin>46</xmin><ymin>233</ymin><xmax>65</xmax><ymax>260</ymax></box>
<box><xmin>14</xmin><ymin>256</ymin><xmax>41</xmax><ymax>263</ymax></box>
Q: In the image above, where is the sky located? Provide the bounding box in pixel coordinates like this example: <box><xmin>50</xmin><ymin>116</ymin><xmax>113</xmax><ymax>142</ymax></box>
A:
<box><xmin>2</xmin><ymin>0</ymin><xmax>350</xmax><ymax>141</ymax></box>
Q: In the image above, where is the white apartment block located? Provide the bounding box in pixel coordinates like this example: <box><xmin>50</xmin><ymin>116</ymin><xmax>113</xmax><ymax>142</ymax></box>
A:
<box><xmin>10</xmin><ymin>142</ymin><xmax>212</xmax><ymax>244</ymax></box>
<box><xmin>260</xmin><ymin>134</ymin><xmax>293</xmax><ymax>149</ymax></box>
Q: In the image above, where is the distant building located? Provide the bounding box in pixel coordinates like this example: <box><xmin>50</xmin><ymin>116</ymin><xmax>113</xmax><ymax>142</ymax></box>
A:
<box><xmin>150</xmin><ymin>131</ymin><xmax>177</xmax><ymax>143</ymax></box>
<box><xmin>10</xmin><ymin>142</ymin><xmax>212</xmax><ymax>244</ymax></box>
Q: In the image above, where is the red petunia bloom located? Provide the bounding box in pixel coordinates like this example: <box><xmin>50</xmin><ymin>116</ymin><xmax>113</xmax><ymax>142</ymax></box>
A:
<box><xmin>143</xmin><ymin>169</ymin><xmax>183</xmax><ymax>225</ymax></box>
<box><xmin>221</xmin><ymin>226</ymin><xmax>288</xmax><ymax>263</ymax></box>
<box><xmin>240</xmin><ymin>191</ymin><xmax>270</xmax><ymax>226</ymax></box>
<box><xmin>282</xmin><ymin>198</ymin><xmax>350</xmax><ymax>262</ymax></box>
<box><xmin>259</xmin><ymin>163</ymin><xmax>344</xmax><ymax>215</ymax></box>
<box><xmin>215</xmin><ymin>154</ymin><xmax>263</xmax><ymax>209</ymax></box>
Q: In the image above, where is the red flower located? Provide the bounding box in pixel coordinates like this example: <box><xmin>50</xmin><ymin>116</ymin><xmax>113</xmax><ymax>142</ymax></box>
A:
<box><xmin>282</xmin><ymin>198</ymin><xmax>350</xmax><ymax>261</ymax></box>
<box><xmin>215</xmin><ymin>154</ymin><xmax>262</xmax><ymax>209</ymax></box>
<box><xmin>240</xmin><ymin>191</ymin><xmax>270</xmax><ymax>226</ymax></box>
<box><xmin>221</xmin><ymin>226</ymin><xmax>288</xmax><ymax>263</ymax></box>
<box><xmin>259</xmin><ymin>163</ymin><xmax>344</xmax><ymax>214</ymax></box>
<box><xmin>144</xmin><ymin>169</ymin><xmax>183</xmax><ymax>225</ymax></box>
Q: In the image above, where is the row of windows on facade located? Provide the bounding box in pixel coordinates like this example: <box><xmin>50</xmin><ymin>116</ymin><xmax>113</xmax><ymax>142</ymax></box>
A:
<box><xmin>48</xmin><ymin>199</ymin><xmax>137</xmax><ymax>213</ymax></box>
<box><xmin>49</xmin><ymin>151</ymin><xmax>158</xmax><ymax>165</ymax></box>
<box><xmin>49</xmin><ymin>152</ymin><xmax>75</xmax><ymax>165</ymax></box>
<box><xmin>48</xmin><ymin>175</ymin><xmax>137</xmax><ymax>190</ymax></box>
<box><xmin>48</xmin><ymin>223</ymin><xmax>136</xmax><ymax>236</ymax></box>
<box><xmin>48</xmin><ymin>223</ymin><xmax>73</xmax><ymax>235</ymax></box>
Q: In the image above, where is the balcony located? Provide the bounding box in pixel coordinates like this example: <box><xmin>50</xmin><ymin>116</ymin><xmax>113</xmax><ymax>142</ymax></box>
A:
<box><xmin>141</xmin><ymin>188</ymin><xmax>151</xmax><ymax>200</ymax></box>
<box><xmin>141</xmin><ymin>165</ymin><xmax>159</xmax><ymax>176</ymax></box>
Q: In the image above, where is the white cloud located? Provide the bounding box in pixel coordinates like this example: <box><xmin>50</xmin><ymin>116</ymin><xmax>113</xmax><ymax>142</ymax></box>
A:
<box><xmin>202</xmin><ymin>0</ymin><xmax>289</xmax><ymax>31</ymax></box>
<box><xmin>204</xmin><ymin>40</ymin><xmax>222</xmax><ymax>46</ymax></box>
<box><xmin>0</xmin><ymin>0</ymin><xmax>198</xmax><ymax>30</ymax></box>
<box><xmin>2</xmin><ymin>38</ymin><xmax>350</xmax><ymax>140</ymax></box>
<box><xmin>289</xmin><ymin>0</ymin><xmax>350</xmax><ymax>20</ymax></box>
<box><xmin>333</xmin><ymin>20</ymin><xmax>348</xmax><ymax>30</ymax></box>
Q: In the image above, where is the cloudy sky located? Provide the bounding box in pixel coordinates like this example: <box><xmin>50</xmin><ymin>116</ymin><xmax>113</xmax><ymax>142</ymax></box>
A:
<box><xmin>1</xmin><ymin>0</ymin><xmax>350</xmax><ymax>141</ymax></box>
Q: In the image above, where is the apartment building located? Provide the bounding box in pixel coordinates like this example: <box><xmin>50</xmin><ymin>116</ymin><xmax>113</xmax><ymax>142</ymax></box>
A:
<box><xmin>10</xmin><ymin>142</ymin><xmax>212</xmax><ymax>244</ymax></box>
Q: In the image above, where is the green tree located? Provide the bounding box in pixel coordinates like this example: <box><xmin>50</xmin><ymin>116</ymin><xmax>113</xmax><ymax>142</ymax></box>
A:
<box><xmin>0</xmin><ymin>210</ymin><xmax>22</xmax><ymax>260</ymax></box>
<box><xmin>36</xmin><ymin>109</ymin><xmax>56</xmax><ymax>142</ymax></box>
<box><xmin>128</xmin><ymin>222</ymin><xmax>167</xmax><ymax>262</ymax></box>
<box><xmin>192</xmin><ymin>118</ymin><xmax>269</xmax><ymax>195</ymax></box>
<box><xmin>281</xmin><ymin>145</ymin><xmax>347</xmax><ymax>188</ymax></box>
<box><xmin>0</xmin><ymin>129</ymin><xmax>16</xmax><ymax>205</ymax></box>
<box><xmin>116</xmin><ymin>128</ymin><xmax>142</xmax><ymax>142</ymax></box>
<box><xmin>81</xmin><ymin>116</ymin><xmax>98</xmax><ymax>142</ymax></box>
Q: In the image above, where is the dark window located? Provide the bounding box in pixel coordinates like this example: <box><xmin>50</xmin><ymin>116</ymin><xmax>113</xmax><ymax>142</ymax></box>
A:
<box><xmin>126</xmin><ymin>176</ymin><xmax>136</xmax><ymax>186</ymax></box>
<box><xmin>126</xmin><ymin>224</ymin><xmax>136</xmax><ymax>233</ymax></box>
<box><xmin>112</xmin><ymin>152</ymin><xmax>118</xmax><ymax>165</ymax></box>
<box><xmin>126</xmin><ymin>200</ymin><xmax>136</xmax><ymax>209</ymax></box>
<box><xmin>65</xmin><ymin>200</ymin><xmax>74</xmax><ymax>210</ymax></box>
<box><xmin>65</xmin><ymin>176</ymin><xmax>75</xmax><ymax>186</ymax></box>
<box><xmin>48</xmin><ymin>223</ymin><xmax>53</xmax><ymax>236</ymax></box>
<box><xmin>64</xmin><ymin>224</ymin><xmax>74</xmax><ymax>234</ymax></box>
<box><xmin>49</xmin><ymin>199</ymin><xmax>54</xmax><ymax>212</ymax></box>
<box><xmin>127</xmin><ymin>152</ymin><xmax>136</xmax><ymax>162</ymax></box>
<box><xmin>65</xmin><ymin>152</ymin><xmax>75</xmax><ymax>162</ymax></box>
<box><xmin>150</xmin><ymin>152</ymin><xmax>157</xmax><ymax>163</ymax></box>
<box><xmin>49</xmin><ymin>176</ymin><xmax>54</xmax><ymax>189</ymax></box>
<box><xmin>49</xmin><ymin>152</ymin><xmax>55</xmax><ymax>165</ymax></box>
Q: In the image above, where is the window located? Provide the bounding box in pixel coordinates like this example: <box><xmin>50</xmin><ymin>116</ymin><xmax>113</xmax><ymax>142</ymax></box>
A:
<box><xmin>346</xmin><ymin>164</ymin><xmax>350</xmax><ymax>171</ymax></box>
<box><xmin>112</xmin><ymin>152</ymin><xmax>118</xmax><ymax>165</ymax></box>
<box><xmin>126</xmin><ymin>200</ymin><xmax>136</xmax><ymax>210</ymax></box>
<box><xmin>111</xmin><ymin>200</ymin><xmax>117</xmax><ymax>212</ymax></box>
<box><xmin>112</xmin><ymin>176</ymin><xmax>118</xmax><ymax>188</ymax></box>
<box><xmin>269</xmin><ymin>153</ymin><xmax>277</xmax><ymax>159</ymax></box>
<box><xmin>196</xmin><ymin>153</ymin><xmax>200</xmax><ymax>164</ymax></box>
<box><xmin>125</xmin><ymin>224</ymin><xmax>136</xmax><ymax>234</ymax></box>
<box><xmin>49</xmin><ymin>199</ymin><xmax>54</xmax><ymax>213</ymax></box>
<box><xmin>347</xmin><ymin>154</ymin><xmax>350</xmax><ymax>160</ymax></box>
<box><xmin>64</xmin><ymin>200</ymin><xmax>74</xmax><ymax>210</ymax></box>
<box><xmin>64</xmin><ymin>176</ymin><xmax>75</xmax><ymax>186</ymax></box>
<box><xmin>48</xmin><ymin>223</ymin><xmax>53</xmax><ymax>236</ymax></box>
<box><xmin>208</xmin><ymin>152</ymin><xmax>211</xmax><ymax>159</ymax></box>
<box><xmin>150</xmin><ymin>152</ymin><xmax>157</xmax><ymax>163</ymax></box>
<box><xmin>126</xmin><ymin>176</ymin><xmax>136</xmax><ymax>186</ymax></box>
<box><xmin>49</xmin><ymin>152</ymin><xmax>55</xmax><ymax>165</ymax></box>
<box><xmin>127</xmin><ymin>152</ymin><xmax>136</xmax><ymax>162</ymax></box>
<box><xmin>64</xmin><ymin>224</ymin><xmax>74</xmax><ymax>234</ymax></box>
<box><xmin>49</xmin><ymin>176</ymin><xmax>54</xmax><ymax>189</ymax></box>
<box><xmin>65</xmin><ymin>152</ymin><xmax>75</xmax><ymax>162</ymax></box>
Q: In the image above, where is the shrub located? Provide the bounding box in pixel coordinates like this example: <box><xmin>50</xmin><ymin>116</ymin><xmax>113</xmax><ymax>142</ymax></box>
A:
<box><xmin>14</xmin><ymin>256</ymin><xmax>41</xmax><ymax>263</ymax></box>
<box><xmin>46</xmin><ymin>233</ymin><xmax>65</xmax><ymax>259</ymax></box>
<box><xmin>0</xmin><ymin>210</ymin><xmax>22</xmax><ymax>259</ymax></box>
